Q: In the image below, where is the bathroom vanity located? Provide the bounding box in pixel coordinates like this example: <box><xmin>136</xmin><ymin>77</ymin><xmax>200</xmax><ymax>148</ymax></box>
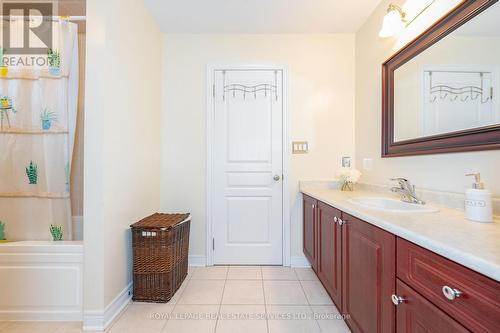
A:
<box><xmin>323</xmin><ymin>1</ymin><xmax>500</xmax><ymax>330</ymax></box>
<box><xmin>301</xmin><ymin>186</ymin><xmax>500</xmax><ymax>333</ymax></box>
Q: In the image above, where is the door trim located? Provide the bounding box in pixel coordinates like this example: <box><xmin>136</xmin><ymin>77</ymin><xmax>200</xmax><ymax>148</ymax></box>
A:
<box><xmin>206</xmin><ymin>64</ymin><xmax>290</xmax><ymax>266</ymax></box>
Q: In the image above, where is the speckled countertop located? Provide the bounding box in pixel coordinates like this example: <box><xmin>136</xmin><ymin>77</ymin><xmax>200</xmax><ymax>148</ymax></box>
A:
<box><xmin>300</xmin><ymin>183</ymin><xmax>500</xmax><ymax>282</ymax></box>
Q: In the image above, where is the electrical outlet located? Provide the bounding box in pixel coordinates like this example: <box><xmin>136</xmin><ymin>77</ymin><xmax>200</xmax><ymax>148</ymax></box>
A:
<box><xmin>292</xmin><ymin>141</ymin><xmax>308</xmax><ymax>154</ymax></box>
<box><xmin>342</xmin><ymin>156</ymin><xmax>351</xmax><ymax>167</ymax></box>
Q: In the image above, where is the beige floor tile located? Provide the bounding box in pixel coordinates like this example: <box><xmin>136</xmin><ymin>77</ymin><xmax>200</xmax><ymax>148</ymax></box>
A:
<box><xmin>0</xmin><ymin>267</ymin><xmax>339</xmax><ymax>333</ymax></box>
<box><xmin>107</xmin><ymin>302</ymin><xmax>174</xmax><ymax>333</ymax></box>
<box><xmin>191</xmin><ymin>266</ymin><xmax>228</xmax><ymax>280</ymax></box>
<box><xmin>294</xmin><ymin>268</ymin><xmax>318</xmax><ymax>281</ymax></box>
<box><xmin>262</xmin><ymin>266</ymin><xmax>297</xmax><ymax>280</ymax></box>
<box><xmin>227</xmin><ymin>266</ymin><xmax>262</xmax><ymax>280</ymax></box>
<box><xmin>53</xmin><ymin>322</ymin><xmax>85</xmax><ymax>333</ymax></box>
<box><xmin>0</xmin><ymin>322</ymin><xmax>11</xmax><ymax>331</ymax></box>
<box><xmin>187</xmin><ymin>266</ymin><xmax>197</xmax><ymax>279</ymax></box>
<box><xmin>218</xmin><ymin>304</ymin><xmax>266</xmax><ymax>319</ymax></box>
<box><xmin>301</xmin><ymin>280</ymin><xmax>334</xmax><ymax>305</ymax></box>
<box><xmin>0</xmin><ymin>322</ymin><xmax>65</xmax><ymax>333</ymax></box>
<box><xmin>311</xmin><ymin>305</ymin><xmax>351</xmax><ymax>333</ymax></box>
<box><xmin>267</xmin><ymin>305</ymin><xmax>321</xmax><ymax>333</ymax></box>
<box><xmin>162</xmin><ymin>319</ymin><xmax>216</xmax><ymax>333</ymax></box>
<box><xmin>222</xmin><ymin>280</ymin><xmax>265</xmax><ymax>304</ymax></box>
<box><xmin>0</xmin><ymin>322</ymin><xmax>86</xmax><ymax>333</ymax></box>
<box><xmin>169</xmin><ymin>304</ymin><xmax>219</xmax><ymax>320</ymax></box>
<box><xmin>162</xmin><ymin>305</ymin><xmax>218</xmax><ymax>333</ymax></box>
<box><xmin>178</xmin><ymin>280</ymin><xmax>225</xmax><ymax>304</ymax></box>
<box><xmin>216</xmin><ymin>305</ymin><xmax>267</xmax><ymax>333</ymax></box>
<box><xmin>168</xmin><ymin>278</ymin><xmax>190</xmax><ymax>304</ymax></box>
<box><xmin>263</xmin><ymin>281</ymin><xmax>308</xmax><ymax>305</ymax></box>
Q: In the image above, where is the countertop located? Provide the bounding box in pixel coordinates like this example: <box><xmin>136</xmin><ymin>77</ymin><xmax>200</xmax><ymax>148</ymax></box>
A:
<box><xmin>301</xmin><ymin>184</ymin><xmax>500</xmax><ymax>282</ymax></box>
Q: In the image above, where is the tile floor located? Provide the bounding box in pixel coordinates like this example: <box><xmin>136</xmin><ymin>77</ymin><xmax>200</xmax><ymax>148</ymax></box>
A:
<box><xmin>0</xmin><ymin>266</ymin><xmax>351</xmax><ymax>333</ymax></box>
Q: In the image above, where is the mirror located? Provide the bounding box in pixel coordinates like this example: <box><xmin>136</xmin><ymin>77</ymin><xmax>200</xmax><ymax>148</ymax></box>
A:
<box><xmin>382</xmin><ymin>0</ymin><xmax>500</xmax><ymax>156</ymax></box>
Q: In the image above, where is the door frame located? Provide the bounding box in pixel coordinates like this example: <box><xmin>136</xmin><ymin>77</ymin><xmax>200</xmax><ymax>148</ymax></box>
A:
<box><xmin>206</xmin><ymin>64</ymin><xmax>290</xmax><ymax>266</ymax></box>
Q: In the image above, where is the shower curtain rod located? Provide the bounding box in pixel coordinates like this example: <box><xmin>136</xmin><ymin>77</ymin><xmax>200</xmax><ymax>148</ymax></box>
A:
<box><xmin>1</xmin><ymin>16</ymin><xmax>86</xmax><ymax>22</ymax></box>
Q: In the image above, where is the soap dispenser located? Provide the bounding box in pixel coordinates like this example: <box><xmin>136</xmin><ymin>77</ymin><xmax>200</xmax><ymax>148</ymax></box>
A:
<box><xmin>465</xmin><ymin>173</ymin><xmax>493</xmax><ymax>223</ymax></box>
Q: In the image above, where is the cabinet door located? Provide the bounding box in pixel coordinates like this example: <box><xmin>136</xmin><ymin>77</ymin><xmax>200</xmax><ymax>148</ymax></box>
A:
<box><xmin>342</xmin><ymin>213</ymin><xmax>396</xmax><ymax>333</ymax></box>
<box><xmin>397</xmin><ymin>238</ymin><xmax>500</xmax><ymax>333</ymax></box>
<box><xmin>303</xmin><ymin>194</ymin><xmax>317</xmax><ymax>271</ymax></box>
<box><xmin>317</xmin><ymin>202</ymin><xmax>342</xmax><ymax>309</ymax></box>
<box><xmin>395</xmin><ymin>279</ymin><xmax>469</xmax><ymax>333</ymax></box>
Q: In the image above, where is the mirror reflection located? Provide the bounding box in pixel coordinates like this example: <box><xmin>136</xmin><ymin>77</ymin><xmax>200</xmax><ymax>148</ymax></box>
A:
<box><xmin>393</xmin><ymin>2</ymin><xmax>500</xmax><ymax>142</ymax></box>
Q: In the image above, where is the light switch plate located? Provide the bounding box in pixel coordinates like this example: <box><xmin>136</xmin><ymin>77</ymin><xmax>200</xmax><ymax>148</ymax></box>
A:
<box><xmin>292</xmin><ymin>141</ymin><xmax>309</xmax><ymax>154</ymax></box>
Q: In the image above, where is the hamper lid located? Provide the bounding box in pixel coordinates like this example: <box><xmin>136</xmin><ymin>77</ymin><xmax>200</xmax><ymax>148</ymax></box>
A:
<box><xmin>130</xmin><ymin>213</ymin><xmax>190</xmax><ymax>230</ymax></box>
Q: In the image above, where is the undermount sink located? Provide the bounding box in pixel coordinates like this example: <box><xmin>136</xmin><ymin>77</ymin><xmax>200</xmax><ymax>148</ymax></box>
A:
<box><xmin>347</xmin><ymin>197</ymin><xmax>439</xmax><ymax>213</ymax></box>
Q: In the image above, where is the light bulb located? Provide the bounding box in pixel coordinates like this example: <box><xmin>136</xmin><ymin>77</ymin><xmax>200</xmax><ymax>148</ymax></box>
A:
<box><xmin>379</xmin><ymin>9</ymin><xmax>406</xmax><ymax>37</ymax></box>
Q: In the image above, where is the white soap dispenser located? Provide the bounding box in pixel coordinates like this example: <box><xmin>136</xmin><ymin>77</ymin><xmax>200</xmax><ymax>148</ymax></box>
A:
<box><xmin>465</xmin><ymin>173</ymin><xmax>493</xmax><ymax>223</ymax></box>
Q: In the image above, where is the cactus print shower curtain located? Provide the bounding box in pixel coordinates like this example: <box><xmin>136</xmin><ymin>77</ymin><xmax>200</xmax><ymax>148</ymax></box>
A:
<box><xmin>0</xmin><ymin>22</ymin><xmax>78</xmax><ymax>240</ymax></box>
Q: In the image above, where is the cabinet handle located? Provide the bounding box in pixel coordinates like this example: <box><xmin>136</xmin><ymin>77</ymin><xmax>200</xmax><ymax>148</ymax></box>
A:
<box><xmin>391</xmin><ymin>294</ymin><xmax>405</xmax><ymax>305</ymax></box>
<box><xmin>334</xmin><ymin>216</ymin><xmax>338</xmax><ymax>223</ymax></box>
<box><xmin>338</xmin><ymin>219</ymin><xmax>347</xmax><ymax>226</ymax></box>
<box><xmin>442</xmin><ymin>286</ymin><xmax>462</xmax><ymax>301</ymax></box>
<box><xmin>312</xmin><ymin>204</ymin><xmax>315</xmax><ymax>209</ymax></box>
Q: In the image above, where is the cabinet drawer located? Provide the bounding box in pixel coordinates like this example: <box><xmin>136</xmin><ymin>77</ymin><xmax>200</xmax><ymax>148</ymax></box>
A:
<box><xmin>397</xmin><ymin>238</ymin><xmax>500</xmax><ymax>333</ymax></box>
<box><xmin>396</xmin><ymin>279</ymin><xmax>469</xmax><ymax>333</ymax></box>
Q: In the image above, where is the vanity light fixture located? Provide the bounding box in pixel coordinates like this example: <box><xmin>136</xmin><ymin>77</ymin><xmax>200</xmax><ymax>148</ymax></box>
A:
<box><xmin>379</xmin><ymin>4</ymin><xmax>407</xmax><ymax>38</ymax></box>
<box><xmin>379</xmin><ymin>1</ymin><xmax>435</xmax><ymax>38</ymax></box>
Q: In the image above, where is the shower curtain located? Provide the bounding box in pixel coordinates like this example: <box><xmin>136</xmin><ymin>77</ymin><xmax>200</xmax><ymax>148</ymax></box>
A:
<box><xmin>0</xmin><ymin>22</ymin><xmax>79</xmax><ymax>241</ymax></box>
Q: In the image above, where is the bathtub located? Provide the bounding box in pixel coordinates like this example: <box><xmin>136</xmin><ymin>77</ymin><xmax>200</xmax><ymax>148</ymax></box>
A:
<box><xmin>0</xmin><ymin>241</ymin><xmax>83</xmax><ymax>321</ymax></box>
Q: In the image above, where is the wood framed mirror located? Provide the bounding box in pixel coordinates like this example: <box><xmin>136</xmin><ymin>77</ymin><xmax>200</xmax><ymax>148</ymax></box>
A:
<box><xmin>382</xmin><ymin>0</ymin><xmax>500</xmax><ymax>157</ymax></box>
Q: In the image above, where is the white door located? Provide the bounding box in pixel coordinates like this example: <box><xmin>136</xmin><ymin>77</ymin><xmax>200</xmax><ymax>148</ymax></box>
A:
<box><xmin>212</xmin><ymin>69</ymin><xmax>283</xmax><ymax>265</ymax></box>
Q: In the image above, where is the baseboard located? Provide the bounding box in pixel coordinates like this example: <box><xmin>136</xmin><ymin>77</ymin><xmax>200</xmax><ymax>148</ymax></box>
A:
<box><xmin>83</xmin><ymin>282</ymin><xmax>132</xmax><ymax>331</ymax></box>
<box><xmin>290</xmin><ymin>255</ymin><xmax>311</xmax><ymax>268</ymax></box>
<box><xmin>187</xmin><ymin>255</ymin><xmax>307</xmax><ymax>267</ymax></box>
<box><xmin>188</xmin><ymin>255</ymin><xmax>207</xmax><ymax>267</ymax></box>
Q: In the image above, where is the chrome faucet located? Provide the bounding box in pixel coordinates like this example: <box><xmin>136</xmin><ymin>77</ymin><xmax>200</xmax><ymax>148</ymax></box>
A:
<box><xmin>390</xmin><ymin>178</ymin><xmax>425</xmax><ymax>205</ymax></box>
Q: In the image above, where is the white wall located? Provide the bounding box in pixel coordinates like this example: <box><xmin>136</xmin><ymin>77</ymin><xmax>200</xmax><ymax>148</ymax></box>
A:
<box><xmin>84</xmin><ymin>0</ymin><xmax>162</xmax><ymax>325</ymax></box>
<box><xmin>355</xmin><ymin>0</ymin><xmax>500</xmax><ymax>196</ymax></box>
<box><xmin>161</xmin><ymin>34</ymin><xmax>356</xmax><ymax>259</ymax></box>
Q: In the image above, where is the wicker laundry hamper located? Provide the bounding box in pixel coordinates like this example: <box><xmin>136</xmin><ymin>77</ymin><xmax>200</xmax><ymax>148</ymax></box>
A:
<box><xmin>130</xmin><ymin>213</ymin><xmax>191</xmax><ymax>303</ymax></box>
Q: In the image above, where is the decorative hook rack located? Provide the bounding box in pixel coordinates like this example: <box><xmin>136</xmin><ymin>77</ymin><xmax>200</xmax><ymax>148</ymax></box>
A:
<box><xmin>427</xmin><ymin>71</ymin><xmax>492</xmax><ymax>104</ymax></box>
<box><xmin>222</xmin><ymin>70</ymin><xmax>279</xmax><ymax>101</ymax></box>
<box><xmin>224</xmin><ymin>84</ymin><xmax>277</xmax><ymax>100</ymax></box>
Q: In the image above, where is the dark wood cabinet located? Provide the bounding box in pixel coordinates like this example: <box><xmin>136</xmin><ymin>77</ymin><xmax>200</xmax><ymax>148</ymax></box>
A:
<box><xmin>397</xmin><ymin>238</ymin><xmax>500</xmax><ymax>333</ymax></box>
<box><xmin>303</xmin><ymin>194</ymin><xmax>317</xmax><ymax>272</ymax></box>
<box><xmin>317</xmin><ymin>202</ymin><xmax>342</xmax><ymax>309</ymax></box>
<box><xmin>395</xmin><ymin>279</ymin><xmax>469</xmax><ymax>333</ymax></box>
<box><xmin>302</xmin><ymin>193</ymin><xmax>500</xmax><ymax>333</ymax></box>
<box><xmin>342</xmin><ymin>213</ymin><xmax>396</xmax><ymax>333</ymax></box>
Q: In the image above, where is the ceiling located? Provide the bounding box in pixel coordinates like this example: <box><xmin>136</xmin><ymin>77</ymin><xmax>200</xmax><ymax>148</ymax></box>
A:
<box><xmin>143</xmin><ymin>0</ymin><xmax>382</xmax><ymax>33</ymax></box>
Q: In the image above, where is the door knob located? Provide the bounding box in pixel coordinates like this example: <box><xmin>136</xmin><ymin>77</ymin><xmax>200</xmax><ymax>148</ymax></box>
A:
<box><xmin>273</xmin><ymin>175</ymin><xmax>281</xmax><ymax>181</ymax></box>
